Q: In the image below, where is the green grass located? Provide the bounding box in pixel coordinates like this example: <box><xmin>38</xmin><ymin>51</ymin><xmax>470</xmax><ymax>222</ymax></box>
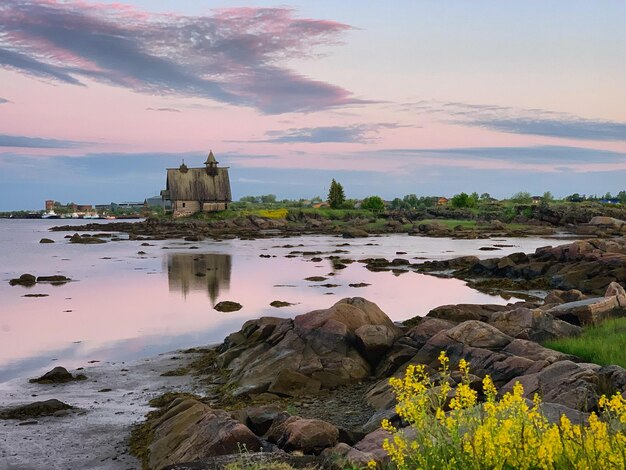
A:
<box><xmin>416</xmin><ymin>219</ymin><xmax>478</xmax><ymax>229</ymax></box>
<box><xmin>544</xmin><ymin>317</ymin><xmax>626</xmax><ymax>368</ymax></box>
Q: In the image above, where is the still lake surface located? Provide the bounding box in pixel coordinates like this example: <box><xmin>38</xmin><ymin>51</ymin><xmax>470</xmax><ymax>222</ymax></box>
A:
<box><xmin>0</xmin><ymin>219</ymin><xmax>564</xmax><ymax>382</ymax></box>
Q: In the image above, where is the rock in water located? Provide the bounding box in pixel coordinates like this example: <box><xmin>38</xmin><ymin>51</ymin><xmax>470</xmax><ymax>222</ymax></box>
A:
<box><xmin>8</xmin><ymin>273</ymin><xmax>36</xmax><ymax>286</ymax></box>
<box><xmin>29</xmin><ymin>366</ymin><xmax>86</xmax><ymax>384</ymax></box>
<box><xmin>39</xmin><ymin>238</ymin><xmax>55</xmax><ymax>243</ymax></box>
<box><xmin>214</xmin><ymin>301</ymin><xmax>243</xmax><ymax>312</ymax></box>
<box><xmin>36</xmin><ymin>275</ymin><xmax>71</xmax><ymax>283</ymax></box>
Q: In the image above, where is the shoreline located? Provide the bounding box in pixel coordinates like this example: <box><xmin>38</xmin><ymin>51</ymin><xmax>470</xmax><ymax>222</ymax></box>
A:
<box><xmin>0</xmin><ymin>346</ymin><xmax>214</xmax><ymax>469</ymax></box>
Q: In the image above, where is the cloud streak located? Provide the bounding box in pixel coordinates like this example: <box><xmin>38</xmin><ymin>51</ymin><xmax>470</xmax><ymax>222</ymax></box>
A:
<box><xmin>0</xmin><ymin>134</ymin><xmax>87</xmax><ymax>149</ymax></box>
<box><xmin>0</xmin><ymin>97</ymin><xmax>9</xmax><ymax>104</ymax></box>
<box><xmin>0</xmin><ymin>1</ymin><xmax>359</xmax><ymax>113</ymax></box>
<box><xmin>250</xmin><ymin>123</ymin><xmax>409</xmax><ymax>143</ymax></box>
<box><xmin>405</xmin><ymin>101</ymin><xmax>626</xmax><ymax>141</ymax></box>
<box><xmin>146</xmin><ymin>107</ymin><xmax>181</xmax><ymax>113</ymax></box>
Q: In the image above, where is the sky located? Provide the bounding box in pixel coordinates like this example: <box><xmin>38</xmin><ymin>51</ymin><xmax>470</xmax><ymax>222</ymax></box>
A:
<box><xmin>1</xmin><ymin>0</ymin><xmax>626</xmax><ymax>210</ymax></box>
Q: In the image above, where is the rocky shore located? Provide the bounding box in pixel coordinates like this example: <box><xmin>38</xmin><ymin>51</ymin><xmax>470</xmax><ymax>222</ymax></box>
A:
<box><xmin>48</xmin><ymin>211</ymin><xmax>626</xmax><ymax>243</ymax></box>
<box><xmin>49</xmin><ymin>215</ymin><xmax>559</xmax><ymax>242</ymax></box>
<box><xmin>4</xmin><ymin>234</ymin><xmax>626</xmax><ymax>469</ymax></box>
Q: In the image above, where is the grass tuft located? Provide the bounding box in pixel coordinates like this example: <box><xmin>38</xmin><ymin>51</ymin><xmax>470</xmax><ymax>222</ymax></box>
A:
<box><xmin>544</xmin><ymin>317</ymin><xmax>626</xmax><ymax>368</ymax></box>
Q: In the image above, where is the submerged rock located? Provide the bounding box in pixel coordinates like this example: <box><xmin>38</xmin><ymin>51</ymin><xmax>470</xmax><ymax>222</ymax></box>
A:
<box><xmin>39</xmin><ymin>238</ymin><xmax>55</xmax><ymax>243</ymax></box>
<box><xmin>69</xmin><ymin>233</ymin><xmax>107</xmax><ymax>244</ymax></box>
<box><xmin>36</xmin><ymin>275</ymin><xmax>71</xmax><ymax>283</ymax></box>
<box><xmin>214</xmin><ymin>301</ymin><xmax>243</xmax><ymax>312</ymax></box>
<box><xmin>270</xmin><ymin>300</ymin><xmax>295</xmax><ymax>308</ymax></box>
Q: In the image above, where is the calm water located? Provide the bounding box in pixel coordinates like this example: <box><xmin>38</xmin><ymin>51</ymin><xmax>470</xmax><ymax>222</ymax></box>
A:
<box><xmin>0</xmin><ymin>219</ymin><xmax>562</xmax><ymax>382</ymax></box>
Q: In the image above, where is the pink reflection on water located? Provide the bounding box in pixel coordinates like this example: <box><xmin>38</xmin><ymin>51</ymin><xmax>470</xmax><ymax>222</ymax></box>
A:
<box><xmin>2</xmin><ymin>222</ymin><xmax>558</xmax><ymax>381</ymax></box>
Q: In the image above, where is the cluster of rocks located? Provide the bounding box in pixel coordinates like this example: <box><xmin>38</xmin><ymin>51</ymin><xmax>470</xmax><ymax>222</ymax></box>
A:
<box><xmin>418</xmin><ymin>238</ymin><xmax>626</xmax><ymax>296</ymax></box>
<box><xmin>137</xmin><ymin>291</ymin><xmax>626</xmax><ymax>469</ymax></box>
<box><xmin>8</xmin><ymin>273</ymin><xmax>71</xmax><ymax>286</ymax></box>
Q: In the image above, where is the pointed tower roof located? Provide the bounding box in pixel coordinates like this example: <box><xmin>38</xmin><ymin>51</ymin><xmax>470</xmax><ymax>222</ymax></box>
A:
<box><xmin>204</xmin><ymin>150</ymin><xmax>217</xmax><ymax>166</ymax></box>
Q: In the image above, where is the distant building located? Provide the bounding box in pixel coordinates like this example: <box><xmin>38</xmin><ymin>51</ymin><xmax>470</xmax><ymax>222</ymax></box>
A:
<box><xmin>161</xmin><ymin>151</ymin><xmax>232</xmax><ymax>218</ymax></box>
<box><xmin>76</xmin><ymin>204</ymin><xmax>93</xmax><ymax>212</ymax></box>
<box><xmin>95</xmin><ymin>204</ymin><xmax>112</xmax><ymax>212</ymax></box>
<box><xmin>599</xmin><ymin>198</ymin><xmax>620</xmax><ymax>205</ymax></box>
<box><xmin>112</xmin><ymin>202</ymin><xmax>144</xmax><ymax>211</ymax></box>
<box><xmin>532</xmin><ymin>196</ymin><xmax>542</xmax><ymax>204</ymax></box>
<box><xmin>45</xmin><ymin>200</ymin><xmax>55</xmax><ymax>211</ymax></box>
<box><xmin>437</xmin><ymin>197</ymin><xmax>449</xmax><ymax>206</ymax></box>
<box><xmin>144</xmin><ymin>196</ymin><xmax>172</xmax><ymax>211</ymax></box>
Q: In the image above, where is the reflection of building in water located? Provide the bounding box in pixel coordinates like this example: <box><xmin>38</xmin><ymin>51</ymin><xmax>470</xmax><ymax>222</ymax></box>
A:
<box><xmin>166</xmin><ymin>253</ymin><xmax>232</xmax><ymax>303</ymax></box>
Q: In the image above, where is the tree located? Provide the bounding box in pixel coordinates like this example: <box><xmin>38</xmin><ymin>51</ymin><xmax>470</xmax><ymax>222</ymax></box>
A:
<box><xmin>565</xmin><ymin>193</ymin><xmax>584</xmax><ymax>203</ymax></box>
<box><xmin>260</xmin><ymin>194</ymin><xmax>276</xmax><ymax>204</ymax></box>
<box><xmin>542</xmin><ymin>191</ymin><xmax>554</xmax><ymax>202</ymax></box>
<box><xmin>618</xmin><ymin>191</ymin><xmax>626</xmax><ymax>204</ymax></box>
<box><xmin>450</xmin><ymin>192</ymin><xmax>476</xmax><ymax>208</ymax></box>
<box><xmin>361</xmin><ymin>195</ymin><xmax>385</xmax><ymax>212</ymax></box>
<box><xmin>390</xmin><ymin>198</ymin><xmax>405</xmax><ymax>210</ymax></box>
<box><xmin>510</xmin><ymin>191</ymin><xmax>533</xmax><ymax>204</ymax></box>
<box><xmin>327</xmin><ymin>179</ymin><xmax>345</xmax><ymax>209</ymax></box>
<box><xmin>480</xmin><ymin>192</ymin><xmax>492</xmax><ymax>201</ymax></box>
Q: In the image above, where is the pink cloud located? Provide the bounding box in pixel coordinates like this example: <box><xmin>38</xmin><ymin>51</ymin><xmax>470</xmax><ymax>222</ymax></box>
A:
<box><xmin>0</xmin><ymin>1</ymin><xmax>360</xmax><ymax>113</ymax></box>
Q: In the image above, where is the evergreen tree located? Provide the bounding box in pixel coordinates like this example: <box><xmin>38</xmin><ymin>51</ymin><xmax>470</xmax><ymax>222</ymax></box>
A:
<box><xmin>327</xmin><ymin>179</ymin><xmax>345</xmax><ymax>208</ymax></box>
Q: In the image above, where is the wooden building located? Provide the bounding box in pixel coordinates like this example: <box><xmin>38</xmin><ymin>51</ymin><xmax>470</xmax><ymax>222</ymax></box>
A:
<box><xmin>161</xmin><ymin>151</ymin><xmax>231</xmax><ymax>217</ymax></box>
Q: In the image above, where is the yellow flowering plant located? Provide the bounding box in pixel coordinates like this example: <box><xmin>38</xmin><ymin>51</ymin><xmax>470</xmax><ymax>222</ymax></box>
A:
<box><xmin>381</xmin><ymin>351</ymin><xmax>626</xmax><ymax>470</ymax></box>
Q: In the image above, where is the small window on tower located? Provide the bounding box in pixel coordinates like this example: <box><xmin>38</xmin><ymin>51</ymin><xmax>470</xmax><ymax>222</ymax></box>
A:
<box><xmin>182</xmin><ymin>202</ymin><xmax>186</xmax><ymax>208</ymax></box>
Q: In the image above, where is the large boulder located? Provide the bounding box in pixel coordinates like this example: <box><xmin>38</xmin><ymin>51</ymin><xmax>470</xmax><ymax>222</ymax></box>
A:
<box><xmin>149</xmin><ymin>398</ymin><xmax>262</xmax><ymax>470</ymax></box>
<box><xmin>218</xmin><ymin>298</ymin><xmax>400</xmax><ymax>396</ymax></box>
